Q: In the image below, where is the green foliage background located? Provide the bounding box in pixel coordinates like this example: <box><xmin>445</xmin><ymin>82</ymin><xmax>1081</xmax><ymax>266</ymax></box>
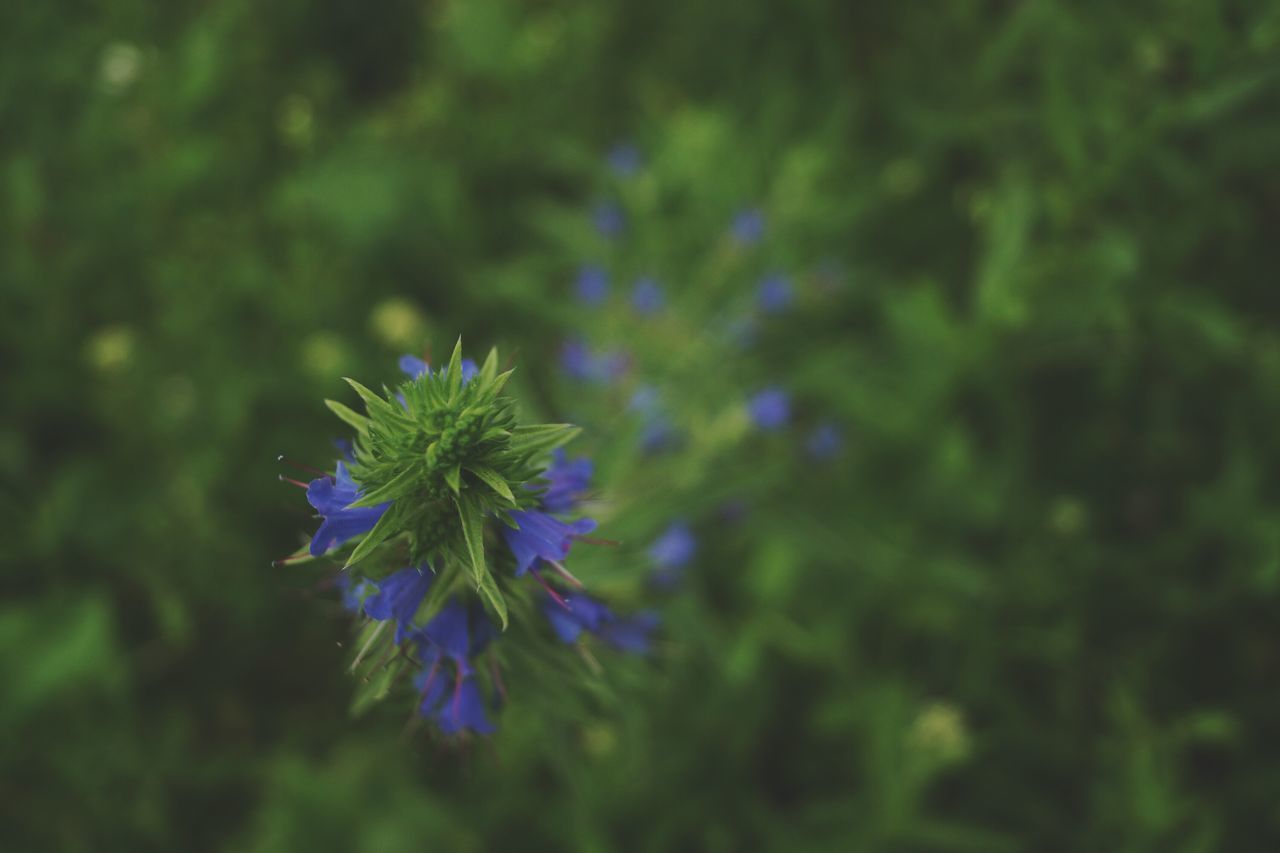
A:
<box><xmin>4</xmin><ymin>1</ymin><xmax>1280</xmax><ymax>850</ymax></box>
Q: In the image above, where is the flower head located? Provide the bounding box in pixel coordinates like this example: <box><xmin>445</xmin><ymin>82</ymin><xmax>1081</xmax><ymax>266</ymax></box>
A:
<box><xmin>575</xmin><ymin>265</ymin><xmax>610</xmax><ymax>305</ymax></box>
<box><xmin>334</xmin><ymin>572</ymin><xmax>374</xmax><ymax>614</ymax></box>
<box><xmin>757</xmin><ymin>275</ymin><xmax>793</xmax><ymax>313</ymax></box>
<box><xmin>503</xmin><ymin>510</ymin><xmax>596</xmax><ymax>577</ymax></box>
<box><xmin>539</xmin><ymin>449</ymin><xmax>593</xmax><ymax>514</ymax></box>
<box><xmin>606</xmin><ymin>142</ymin><xmax>642</xmax><ymax>177</ymax></box>
<box><xmin>648</xmin><ymin>521</ymin><xmax>697</xmax><ymax>588</ymax></box>
<box><xmin>560</xmin><ymin>338</ymin><xmax>629</xmax><ymax>383</ymax></box>
<box><xmin>593</xmin><ymin>201</ymin><xmax>625</xmax><ymax>238</ymax></box>
<box><xmin>363</xmin><ymin>566</ymin><xmax>435</xmax><ymax>643</ymax></box>
<box><xmin>399</xmin><ymin>354</ymin><xmax>478</xmax><ymax>383</ymax></box>
<box><xmin>412</xmin><ymin>600</ymin><xmax>497</xmax><ymax>735</ymax></box>
<box><xmin>747</xmin><ymin>388</ymin><xmax>791</xmax><ymax>430</ymax></box>
<box><xmin>631</xmin><ymin>278</ymin><xmax>664</xmax><ymax>314</ymax></box>
<box><xmin>541</xmin><ymin>593</ymin><xmax>659</xmax><ymax>654</ymax></box>
<box><xmin>807</xmin><ymin>422</ymin><xmax>844</xmax><ymax>459</ymax></box>
<box><xmin>649</xmin><ymin>522</ymin><xmax>697</xmax><ymax>570</ymax></box>
<box><xmin>306</xmin><ymin>462</ymin><xmax>390</xmax><ymax>556</ymax></box>
<box><xmin>730</xmin><ymin>208</ymin><xmax>765</xmax><ymax>245</ymax></box>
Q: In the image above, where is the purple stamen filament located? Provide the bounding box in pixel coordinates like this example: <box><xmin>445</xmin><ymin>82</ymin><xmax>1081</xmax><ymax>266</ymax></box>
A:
<box><xmin>530</xmin><ymin>566</ymin><xmax>571</xmax><ymax>610</ymax></box>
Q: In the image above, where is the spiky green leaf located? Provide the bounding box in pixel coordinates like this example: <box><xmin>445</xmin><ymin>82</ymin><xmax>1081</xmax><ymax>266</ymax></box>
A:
<box><xmin>324</xmin><ymin>399</ymin><xmax>371</xmax><ymax>436</ymax></box>
<box><xmin>347</xmin><ymin>464</ymin><xmax>419</xmax><ymax>508</ymax></box>
<box><xmin>343</xmin><ymin>503</ymin><xmax>405</xmax><ymax>569</ymax></box>
<box><xmin>465</xmin><ymin>463</ymin><xmax>516</xmax><ymax>503</ymax></box>
<box><xmin>508</xmin><ymin>423</ymin><xmax>582</xmax><ymax>457</ymax></box>
<box><xmin>456</xmin><ymin>496</ymin><xmax>507</xmax><ymax>629</ymax></box>
<box><xmin>446</xmin><ymin>336</ymin><xmax>464</xmax><ymax>397</ymax></box>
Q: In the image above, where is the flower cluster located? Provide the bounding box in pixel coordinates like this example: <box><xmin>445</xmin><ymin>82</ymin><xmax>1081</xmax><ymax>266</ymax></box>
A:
<box><xmin>281</xmin><ymin>341</ymin><xmax>656</xmax><ymax>736</ymax></box>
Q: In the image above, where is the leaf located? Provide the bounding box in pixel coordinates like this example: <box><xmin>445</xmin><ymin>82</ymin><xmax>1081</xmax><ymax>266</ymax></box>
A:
<box><xmin>350</xmin><ymin>656</ymin><xmax>410</xmax><ymax>717</ymax></box>
<box><xmin>444</xmin><ymin>463</ymin><xmax>462</xmax><ymax>495</ymax></box>
<box><xmin>464</xmin><ymin>463</ymin><xmax>515</xmax><ymax>503</ymax></box>
<box><xmin>479</xmin><ymin>346</ymin><xmax>499</xmax><ymax>385</ymax></box>
<box><xmin>324</xmin><ymin>399</ymin><xmax>370</xmax><ymax>436</ymax></box>
<box><xmin>446</xmin><ymin>336</ymin><xmax>464</xmax><ymax>397</ymax></box>
<box><xmin>347</xmin><ymin>465</ymin><xmax>419</xmax><ymax>508</ymax></box>
<box><xmin>343</xmin><ymin>504</ymin><xmax>404</xmax><ymax>569</ymax></box>
<box><xmin>508</xmin><ymin>423</ymin><xmax>581</xmax><ymax>457</ymax></box>
<box><xmin>476</xmin><ymin>568</ymin><xmax>508</xmax><ymax>631</ymax></box>
<box><xmin>488</xmin><ymin>368</ymin><xmax>515</xmax><ymax>397</ymax></box>
<box><xmin>456</xmin><ymin>497</ymin><xmax>507</xmax><ymax>629</ymax></box>
<box><xmin>343</xmin><ymin>377</ymin><xmax>406</xmax><ymax>423</ymax></box>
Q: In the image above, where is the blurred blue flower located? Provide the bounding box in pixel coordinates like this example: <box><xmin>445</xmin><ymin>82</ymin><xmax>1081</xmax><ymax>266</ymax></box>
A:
<box><xmin>575</xmin><ymin>265</ymin><xmax>610</xmax><ymax>305</ymax></box>
<box><xmin>630</xmin><ymin>384</ymin><xmax>661</xmax><ymax>414</ymax></box>
<box><xmin>807</xmin><ymin>422</ymin><xmax>844</xmax><ymax>459</ymax></box>
<box><xmin>540</xmin><ymin>448</ymin><xmax>593</xmax><ymax>514</ymax></box>
<box><xmin>541</xmin><ymin>593</ymin><xmax>659</xmax><ymax>653</ymax></box>
<box><xmin>560</xmin><ymin>338</ymin><xmax>629</xmax><ymax>383</ymax></box>
<box><xmin>306</xmin><ymin>462</ymin><xmax>390</xmax><ymax>556</ymax></box>
<box><xmin>639</xmin><ymin>418</ymin><xmax>679</xmax><ymax>453</ymax></box>
<box><xmin>630</xmin><ymin>385</ymin><xmax>680</xmax><ymax>453</ymax></box>
<box><xmin>748</xmin><ymin>388</ymin><xmax>791</xmax><ymax>430</ymax></box>
<box><xmin>593</xmin><ymin>201</ymin><xmax>625</xmax><ymax>238</ymax></box>
<box><xmin>399</xmin><ymin>354</ymin><xmax>478</xmax><ymax>383</ymax></box>
<box><xmin>632</xmin><ymin>277</ymin><xmax>665</xmax><ymax>314</ymax></box>
<box><xmin>334</xmin><ymin>572</ymin><xmax>374</xmax><ymax>613</ymax></box>
<box><xmin>606</xmin><ymin>142</ymin><xmax>642</xmax><ymax>177</ymax></box>
<box><xmin>757</xmin><ymin>275</ymin><xmax>794</xmax><ymax>313</ymax></box>
<box><xmin>648</xmin><ymin>521</ymin><xmax>696</xmax><ymax>589</ymax></box>
<box><xmin>649</xmin><ymin>521</ymin><xmax>697</xmax><ymax>569</ymax></box>
<box><xmin>363</xmin><ymin>565</ymin><xmax>435</xmax><ymax>643</ymax></box>
<box><xmin>503</xmin><ymin>510</ymin><xmax>597</xmax><ymax>577</ymax></box>
<box><xmin>731</xmin><ymin>208</ymin><xmax>765</xmax><ymax>245</ymax></box>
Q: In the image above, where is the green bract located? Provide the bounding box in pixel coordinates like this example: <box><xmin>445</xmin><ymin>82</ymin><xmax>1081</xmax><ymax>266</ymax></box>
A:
<box><xmin>324</xmin><ymin>339</ymin><xmax>580</xmax><ymax>628</ymax></box>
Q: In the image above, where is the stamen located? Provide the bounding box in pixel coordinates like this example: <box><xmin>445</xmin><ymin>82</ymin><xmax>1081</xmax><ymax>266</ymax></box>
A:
<box><xmin>530</xmin><ymin>566</ymin><xmax>571</xmax><ymax>610</ymax></box>
<box><xmin>278</xmin><ymin>474</ymin><xmax>311</xmax><ymax>489</ymax></box>
<box><xmin>277</xmin><ymin>455</ymin><xmax>331</xmax><ymax>477</ymax></box>
<box><xmin>546</xmin><ymin>559</ymin><xmax>584</xmax><ymax>588</ymax></box>
<box><xmin>271</xmin><ymin>552</ymin><xmax>311</xmax><ymax>567</ymax></box>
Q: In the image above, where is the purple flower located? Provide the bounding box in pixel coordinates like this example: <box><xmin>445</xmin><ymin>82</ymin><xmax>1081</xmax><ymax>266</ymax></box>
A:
<box><xmin>748</xmin><ymin>388</ymin><xmax>791</xmax><ymax>430</ymax></box>
<box><xmin>648</xmin><ymin>522</ymin><xmax>695</xmax><ymax>589</ymax></box>
<box><xmin>630</xmin><ymin>386</ymin><xmax>679</xmax><ymax>453</ymax></box>
<box><xmin>730</xmin><ymin>208</ymin><xmax>765</xmax><ymax>245</ymax></box>
<box><xmin>540</xmin><ymin>449</ymin><xmax>593</xmax><ymax>514</ymax></box>
<box><xmin>649</xmin><ymin>522</ymin><xmax>697</xmax><ymax>569</ymax></box>
<box><xmin>540</xmin><ymin>593</ymin><xmax>659</xmax><ymax>654</ymax></box>
<box><xmin>503</xmin><ymin>510</ymin><xmax>597</xmax><ymax>577</ymax></box>
<box><xmin>593</xmin><ymin>201</ymin><xmax>625</xmax><ymax>238</ymax></box>
<box><xmin>807</xmin><ymin>422</ymin><xmax>843</xmax><ymax>459</ymax></box>
<box><xmin>363</xmin><ymin>566</ymin><xmax>434</xmax><ymax>643</ymax></box>
<box><xmin>412</xmin><ymin>600</ymin><xmax>497</xmax><ymax>735</ymax></box>
<box><xmin>606</xmin><ymin>142</ymin><xmax>642</xmax><ymax>177</ymax></box>
<box><xmin>399</xmin><ymin>354</ymin><xmax>477</xmax><ymax>383</ymax></box>
<box><xmin>757</xmin><ymin>275</ymin><xmax>793</xmax><ymax>313</ymax></box>
<box><xmin>575</xmin><ymin>265</ymin><xmax>610</xmax><ymax>305</ymax></box>
<box><xmin>630</xmin><ymin>385</ymin><xmax>661</xmax><ymax>414</ymax></box>
<box><xmin>334</xmin><ymin>573</ymin><xmax>373</xmax><ymax>613</ymax></box>
<box><xmin>560</xmin><ymin>338</ymin><xmax>629</xmax><ymax>383</ymax></box>
<box><xmin>306</xmin><ymin>462</ymin><xmax>390</xmax><ymax>556</ymax></box>
<box><xmin>416</xmin><ymin>672</ymin><xmax>494</xmax><ymax>735</ymax></box>
<box><xmin>631</xmin><ymin>278</ymin><xmax>665</xmax><ymax>314</ymax></box>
